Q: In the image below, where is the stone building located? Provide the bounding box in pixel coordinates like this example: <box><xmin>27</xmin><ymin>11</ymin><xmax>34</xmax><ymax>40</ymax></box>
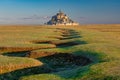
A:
<box><xmin>47</xmin><ymin>10</ymin><xmax>79</xmax><ymax>26</ymax></box>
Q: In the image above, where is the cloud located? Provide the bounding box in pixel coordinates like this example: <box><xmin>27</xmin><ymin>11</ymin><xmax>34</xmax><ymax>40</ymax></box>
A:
<box><xmin>0</xmin><ymin>15</ymin><xmax>51</xmax><ymax>24</ymax></box>
<box><xmin>78</xmin><ymin>17</ymin><xmax>87</xmax><ymax>20</ymax></box>
<box><xmin>20</xmin><ymin>15</ymin><xmax>51</xmax><ymax>20</ymax></box>
<box><xmin>0</xmin><ymin>17</ymin><xmax>11</xmax><ymax>20</ymax></box>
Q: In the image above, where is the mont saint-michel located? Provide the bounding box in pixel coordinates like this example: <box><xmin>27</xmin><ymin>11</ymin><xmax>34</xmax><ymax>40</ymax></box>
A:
<box><xmin>47</xmin><ymin>10</ymin><xmax>79</xmax><ymax>25</ymax></box>
<box><xmin>0</xmin><ymin>0</ymin><xmax>120</xmax><ymax>80</ymax></box>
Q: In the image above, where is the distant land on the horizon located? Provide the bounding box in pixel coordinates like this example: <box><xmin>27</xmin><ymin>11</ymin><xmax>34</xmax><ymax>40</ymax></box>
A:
<box><xmin>0</xmin><ymin>0</ymin><xmax>120</xmax><ymax>25</ymax></box>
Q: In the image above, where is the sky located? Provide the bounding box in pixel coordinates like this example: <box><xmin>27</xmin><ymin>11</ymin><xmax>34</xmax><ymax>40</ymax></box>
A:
<box><xmin>0</xmin><ymin>0</ymin><xmax>120</xmax><ymax>24</ymax></box>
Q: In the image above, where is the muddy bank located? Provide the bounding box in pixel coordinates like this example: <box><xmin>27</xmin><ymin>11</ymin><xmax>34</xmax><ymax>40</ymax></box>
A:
<box><xmin>39</xmin><ymin>53</ymin><xmax>92</xmax><ymax>72</ymax></box>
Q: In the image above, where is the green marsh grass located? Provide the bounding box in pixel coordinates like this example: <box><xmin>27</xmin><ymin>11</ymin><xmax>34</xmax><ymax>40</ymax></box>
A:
<box><xmin>0</xmin><ymin>25</ymin><xmax>120</xmax><ymax>80</ymax></box>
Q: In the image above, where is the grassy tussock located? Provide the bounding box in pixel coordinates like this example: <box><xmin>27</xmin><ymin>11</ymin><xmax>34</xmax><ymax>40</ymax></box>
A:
<box><xmin>0</xmin><ymin>55</ymin><xmax>42</xmax><ymax>74</ymax></box>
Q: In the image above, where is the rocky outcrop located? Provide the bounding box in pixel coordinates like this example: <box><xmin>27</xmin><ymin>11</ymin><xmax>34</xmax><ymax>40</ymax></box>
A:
<box><xmin>47</xmin><ymin>10</ymin><xmax>79</xmax><ymax>26</ymax></box>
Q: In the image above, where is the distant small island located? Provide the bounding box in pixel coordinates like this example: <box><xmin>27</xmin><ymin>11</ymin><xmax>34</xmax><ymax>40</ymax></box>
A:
<box><xmin>46</xmin><ymin>10</ymin><xmax>79</xmax><ymax>26</ymax></box>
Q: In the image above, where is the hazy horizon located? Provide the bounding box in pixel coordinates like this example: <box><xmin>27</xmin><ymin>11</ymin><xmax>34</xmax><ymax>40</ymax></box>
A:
<box><xmin>0</xmin><ymin>0</ymin><xmax>120</xmax><ymax>24</ymax></box>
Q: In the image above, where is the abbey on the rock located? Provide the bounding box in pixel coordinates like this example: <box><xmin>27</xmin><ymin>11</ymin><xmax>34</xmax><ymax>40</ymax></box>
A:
<box><xmin>47</xmin><ymin>10</ymin><xmax>79</xmax><ymax>26</ymax></box>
